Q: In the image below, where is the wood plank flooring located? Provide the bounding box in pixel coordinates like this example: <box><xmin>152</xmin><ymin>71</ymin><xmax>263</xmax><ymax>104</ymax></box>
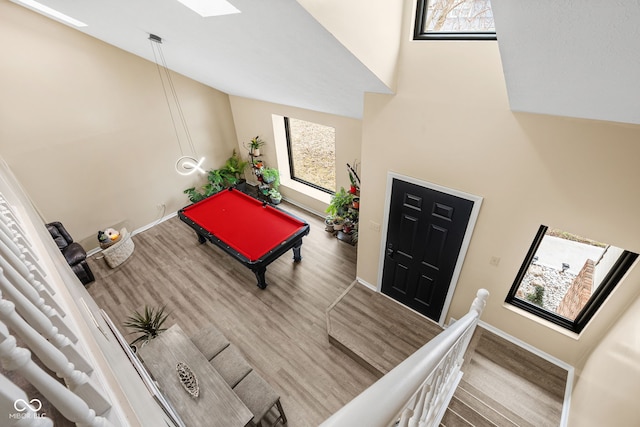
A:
<box><xmin>86</xmin><ymin>199</ymin><xmax>567</xmax><ymax>427</ymax></box>
<box><xmin>328</xmin><ymin>283</ymin><xmax>567</xmax><ymax>427</ymax></box>
<box><xmin>86</xmin><ymin>201</ymin><xmax>378</xmax><ymax>427</ymax></box>
<box><xmin>327</xmin><ymin>280</ymin><xmax>443</xmax><ymax>375</ymax></box>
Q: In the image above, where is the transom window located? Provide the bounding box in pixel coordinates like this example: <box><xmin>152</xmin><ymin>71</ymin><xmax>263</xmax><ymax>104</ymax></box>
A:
<box><xmin>284</xmin><ymin>117</ymin><xmax>336</xmax><ymax>194</ymax></box>
<box><xmin>505</xmin><ymin>225</ymin><xmax>638</xmax><ymax>334</ymax></box>
<box><xmin>414</xmin><ymin>0</ymin><xmax>496</xmax><ymax>40</ymax></box>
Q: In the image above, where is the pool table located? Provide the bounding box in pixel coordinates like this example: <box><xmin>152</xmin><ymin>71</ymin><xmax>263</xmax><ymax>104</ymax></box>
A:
<box><xmin>178</xmin><ymin>188</ymin><xmax>310</xmax><ymax>289</ymax></box>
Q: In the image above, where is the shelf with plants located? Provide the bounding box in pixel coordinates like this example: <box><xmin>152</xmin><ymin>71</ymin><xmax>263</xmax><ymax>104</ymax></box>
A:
<box><xmin>246</xmin><ymin>136</ymin><xmax>282</xmax><ymax>205</ymax></box>
<box><xmin>325</xmin><ymin>186</ymin><xmax>359</xmax><ymax>245</ymax></box>
<box><xmin>324</xmin><ymin>162</ymin><xmax>360</xmax><ymax>245</ymax></box>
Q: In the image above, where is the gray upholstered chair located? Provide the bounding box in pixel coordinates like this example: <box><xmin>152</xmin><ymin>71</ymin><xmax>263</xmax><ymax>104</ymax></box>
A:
<box><xmin>233</xmin><ymin>370</ymin><xmax>287</xmax><ymax>427</ymax></box>
<box><xmin>191</xmin><ymin>325</ymin><xmax>230</xmax><ymax>360</ymax></box>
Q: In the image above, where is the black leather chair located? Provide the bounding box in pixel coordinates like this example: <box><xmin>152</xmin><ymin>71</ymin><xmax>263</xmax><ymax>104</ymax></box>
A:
<box><xmin>46</xmin><ymin>221</ymin><xmax>95</xmax><ymax>285</ymax></box>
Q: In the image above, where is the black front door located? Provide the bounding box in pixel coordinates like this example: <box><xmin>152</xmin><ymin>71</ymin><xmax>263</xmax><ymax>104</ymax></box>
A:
<box><xmin>381</xmin><ymin>178</ymin><xmax>475</xmax><ymax>322</ymax></box>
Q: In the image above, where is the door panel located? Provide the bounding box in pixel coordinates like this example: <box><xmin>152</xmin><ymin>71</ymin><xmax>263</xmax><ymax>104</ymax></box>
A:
<box><xmin>382</xmin><ymin>178</ymin><xmax>474</xmax><ymax>322</ymax></box>
<box><xmin>391</xmin><ymin>263</ymin><xmax>410</xmax><ymax>295</ymax></box>
<box><xmin>398</xmin><ymin>214</ymin><xmax>418</xmax><ymax>255</ymax></box>
<box><xmin>423</xmin><ymin>224</ymin><xmax>447</xmax><ymax>268</ymax></box>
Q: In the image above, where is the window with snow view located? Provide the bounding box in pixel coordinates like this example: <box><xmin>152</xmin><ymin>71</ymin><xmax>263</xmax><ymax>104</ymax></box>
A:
<box><xmin>505</xmin><ymin>225</ymin><xmax>637</xmax><ymax>333</ymax></box>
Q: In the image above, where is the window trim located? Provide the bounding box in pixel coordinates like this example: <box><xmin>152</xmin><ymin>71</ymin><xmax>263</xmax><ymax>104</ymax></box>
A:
<box><xmin>413</xmin><ymin>0</ymin><xmax>497</xmax><ymax>41</ymax></box>
<box><xmin>505</xmin><ymin>225</ymin><xmax>639</xmax><ymax>334</ymax></box>
<box><xmin>283</xmin><ymin>117</ymin><xmax>335</xmax><ymax>195</ymax></box>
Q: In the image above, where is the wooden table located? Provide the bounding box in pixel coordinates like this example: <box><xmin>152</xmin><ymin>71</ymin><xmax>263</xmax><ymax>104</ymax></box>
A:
<box><xmin>139</xmin><ymin>325</ymin><xmax>252</xmax><ymax>427</ymax></box>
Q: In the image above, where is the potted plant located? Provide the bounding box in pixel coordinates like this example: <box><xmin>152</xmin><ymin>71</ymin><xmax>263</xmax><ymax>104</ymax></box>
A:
<box><xmin>352</xmin><ymin>197</ymin><xmax>360</xmax><ymax>209</ymax></box>
<box><xmin>222</xmin><ymin>149</ymin><xmax>249</xmax><ymax>189</ymax></box>
<box><xmin>123</xmin><ymin>305</ymin><xmax>170</xmax><ymax>347</ymax></box>
<box><xmin>261</xmin><ymin>168</ymin><xmax>280</xmax><ymax>188</ymax></box>
<box><xmin>347</xmin><ymin>162</ymin><xmax>360</xmax><ymax>195</ymax></box>
<box><xmin>248</xmin><ymin>136</ymin><xmax>265</xmax><ymax>156</ymax></box>
<box><xmin>325</xmin><ymin>187</ymin><xmax>354</xmax><ymax>218</ymax></box>
<box><xmin>269</xmin><ymin>188</ymin><xmax>282</xmax><ymax>204</ymax></box>
<box><xmin>324</xmin><ymin>215</ymin><xmax>335</xmax><ymax>232</ymax></box>
<box><xmin>183</xmin><ymin>182</ymin><xmax>219</xmax><ymax>203</ymax></box>
<box><xmin>333</xmin><ymin>216</ymin><xmax>345</xmax><ymax>231</ymax></box>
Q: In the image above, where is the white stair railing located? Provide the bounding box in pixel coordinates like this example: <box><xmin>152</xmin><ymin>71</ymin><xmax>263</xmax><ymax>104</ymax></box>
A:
<box><xmin>0</xmin><ymin>236</ymin><xmax>65</xmax><ymax>319</ymax></box>
<box><xmin>0</xmin><ymin>374</ymin><xmax>53</xmax><ymax>426</ymax></box>
<box><xmin>0</xmin><ymin>217</ymin><xmax>50</xmax><ymax>295</ymax></box>
<box><xmin>320</xmin><ymin>288</ymin><xmax>489</xmax><ymax>427</ymax></box>
<box><xmin>0</xmin><ymin>263</ymin><xmax>90</xmax><ymax>373</ymax></box>
<box><xmin>0</xmin><ymin>322</ymin><xmax>113</xmax><ymax>427</ymax></box>
<box><xmin>0</xmin><ymin>192</ymin><xmax>114</xmax><ymax>423</ymax></box>
<box><xmin>0</xmin><ymin>291</ymin><xmax>111</xmax><ymax>414</ymax></box>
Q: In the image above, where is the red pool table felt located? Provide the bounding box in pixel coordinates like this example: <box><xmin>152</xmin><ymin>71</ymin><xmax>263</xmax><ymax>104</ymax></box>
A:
<box><xmin>181</xmin><ymin>190</ymin><xmax>306</xmax><ymax>261</ymax></box>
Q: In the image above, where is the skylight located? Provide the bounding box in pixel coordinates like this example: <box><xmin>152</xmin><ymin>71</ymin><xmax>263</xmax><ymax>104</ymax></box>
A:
<box><xmin>175</xmin><ymin>0</ymin><xmax>240</xmax><ymax>17</ymax></box>
<box><xmin>14</xmin><ymin>0</ymin><xmax>87</xmax><ymax>27</ymax></box>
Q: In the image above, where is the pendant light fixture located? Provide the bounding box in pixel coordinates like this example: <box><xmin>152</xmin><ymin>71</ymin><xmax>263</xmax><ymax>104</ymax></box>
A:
<box><xmin>149</xmin><ymin>34</ymin><xmax>206</xmax><ymax>176</ymax></box>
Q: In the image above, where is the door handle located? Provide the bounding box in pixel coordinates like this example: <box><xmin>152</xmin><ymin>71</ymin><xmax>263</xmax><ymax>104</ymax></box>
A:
<box><xmin>386</xmin><ymin>244</ymin><xmax>394</xmax><ymax>258</ymax></box>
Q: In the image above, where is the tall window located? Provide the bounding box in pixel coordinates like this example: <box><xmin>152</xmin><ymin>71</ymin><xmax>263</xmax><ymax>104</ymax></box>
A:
<box><xmin>284</xmin><ymin>117</ymin><xmax>336</xmax><ymax>194</ymax></box>
<box><xmin>505</xmin><ymin>225</ymin><xmax>638</xmax><ymax>333</ymax></box>
<box><xmin>414</xmin><ymin>0</ymin><xmax>496</xmax><ymax>40</ymax></box>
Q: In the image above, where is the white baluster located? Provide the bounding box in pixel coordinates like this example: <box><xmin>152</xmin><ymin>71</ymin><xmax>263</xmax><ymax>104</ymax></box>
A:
<box><xmin>0</xmin><ymin>212</ymin><xmax>35</xmax><ymax>256</ymax></box>
<box><xmin>0</xmin><ymin>296</ymin><xmax>111</xmax><ymax>415</ymax></box>
<box><xmin>0</xmin><ymin>296</ymin><xmax>88</xmax><ymax>387</ymax></box>
<box><xmin>407</xmin><ymin>384</ymin><xmax>429</xmax><ymax>427</ymax></box>
<box><xmin>0</xmin><ymin>324</ymin><xmax>113</xmax><ymax>427</ymax></box>
<box><xmin>0</xmin><ymin>206</ymin><xmax>30</xmax><ymax>246</ymax></box>
<box><xmin>397</xmin><ymin>406</ymin><xmax>413</xmax><ymax>427</ymax></box>
<box><xmin>0</xmin><ymin>243</ymin><xmax>58</xmax><ymax>320</ymax></box>
<box><xmin>0</xmin><ymin>269</ymin><xmax>89</xmax><ymax>373</ymax></box>
<box><xmin>1</xmin><ymin>373</ymin><xmax>53</xmax><ymax>426</ymax></box>
<box><xmin>0</xmin><ymin>238</ymin><xmax>64</xmax><ymax>316</ymax></box>
<box><xmin>0</xmin><ymin>221</ymin><xmax>47</xmax><ymax>295</ymax></box>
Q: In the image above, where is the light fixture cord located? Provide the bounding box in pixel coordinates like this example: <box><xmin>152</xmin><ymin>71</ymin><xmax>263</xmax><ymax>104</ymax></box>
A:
<box><xmin>149</xmin><ymin>38</ymin><xmax>199</xmax><ymax>158</ymax></box>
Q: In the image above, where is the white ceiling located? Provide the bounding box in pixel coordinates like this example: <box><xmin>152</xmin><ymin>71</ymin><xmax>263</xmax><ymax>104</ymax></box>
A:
<box><xmin>492</xmin><ymin>0</ymin><xmax>640</xmax><ymax>126</ymax></box>
<box><xmin>13</xmin><ymin>0</ymin><xmax>392</xmax><ymax>119</ymax></box>
<box><xmin>12</xmin><ymin>1</ymin><xmax>640</xmax><ymax>125</ymax></box>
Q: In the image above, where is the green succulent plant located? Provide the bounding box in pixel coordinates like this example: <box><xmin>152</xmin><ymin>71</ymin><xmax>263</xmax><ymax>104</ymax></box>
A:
<box><xmin>123</xmin><ymin>305</ymin><xmax>170</xmax><ymax>345</ymax></box>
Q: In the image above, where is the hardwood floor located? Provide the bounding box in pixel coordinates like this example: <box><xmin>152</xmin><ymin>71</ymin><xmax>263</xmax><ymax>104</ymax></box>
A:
<box><xmin>326</xmin><ymin>283</ymin><xmax>567</xmax><ymax>427</ymax></box>
<box><xmin>327</xmin><ymin>280</ymin><xmax>443</xmax><ymax>375</ymax></box>
<box><xmin>86</xmin><ymin>201</ymin><xmax>378</xmax><ymax>427</ymax></box>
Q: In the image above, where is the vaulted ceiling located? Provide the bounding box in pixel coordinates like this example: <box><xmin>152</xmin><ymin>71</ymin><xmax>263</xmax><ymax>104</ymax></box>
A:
<box><xmin>10</xmin><ymin>0</ymin><xmax>640</xmax><ymax>125</ymax></box>
<box><xmin>10</xmin><ymin>0</ymin><xmax>392</xmax><ymax>119</ymax></box>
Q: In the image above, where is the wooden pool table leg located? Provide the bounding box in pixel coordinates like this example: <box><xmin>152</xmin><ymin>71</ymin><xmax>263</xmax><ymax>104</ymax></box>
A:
<box><xmin>254</xmin><ymin>268</ymin><xmax>267</xmax><ymax>289</ymax></box>
<box><xmin>292</xmin><ymin>240</ymin><xmax>303</xmax><ymax>262</ymax></box>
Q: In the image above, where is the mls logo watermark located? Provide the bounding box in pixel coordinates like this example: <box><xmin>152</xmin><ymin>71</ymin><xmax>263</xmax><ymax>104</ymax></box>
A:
<box><xmin>9</xmin><ymin>398</ymin><xmax>47</xmax><ymax>420</ymax></box>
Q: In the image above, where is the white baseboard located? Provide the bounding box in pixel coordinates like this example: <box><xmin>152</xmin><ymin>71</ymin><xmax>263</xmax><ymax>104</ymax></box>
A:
<box><xmin>355</xmin><ymin>276</ymin><xmax>377</xmax><ymax>291</ymax></box>
<box><xmin>87</xmin><ymin>211</ymin><xmax>177</xmax><ymax>257</ymax></box>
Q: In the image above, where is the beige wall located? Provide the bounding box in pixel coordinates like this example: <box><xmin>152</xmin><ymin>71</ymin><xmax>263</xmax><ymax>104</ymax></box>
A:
<box><xmin>5</xmin><ymin>0</ymin><xmax>640</xmax><ymax>423</ymax></box>
<box><xmin>297</xmin><ymin>0</ymin><xmax>402</xmax><ymax>90</ymax></box>
<box><xmin>0</xmin><ymin>2</ymin><xmax>238</xmax><ymax>250</ymax></box>
<box><xmin>356</xmin><ymin>3</ymin><xmax>640</xmax><ymax>424</ymax></box>
<box><xmin>228</xmin><ymin>96</ymin><xmax>363</xmax><ymax>215</ymax></box>
<box><xmin>569</xmin><ymin>295</ymin><xmax>640</xmax><ymax>425</ymax></box>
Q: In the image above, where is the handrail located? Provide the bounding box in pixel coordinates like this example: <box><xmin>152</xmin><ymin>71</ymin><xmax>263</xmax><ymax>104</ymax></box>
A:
<box><xmin>321</xmin><ymin>288</ymin><xmax>489</xmax><ymax>427</ymax></box>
